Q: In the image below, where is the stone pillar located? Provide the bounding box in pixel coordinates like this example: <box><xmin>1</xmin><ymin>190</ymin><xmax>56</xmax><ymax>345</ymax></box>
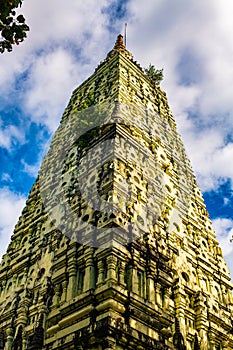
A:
<box><xmin>132</xmin><ymin>263</ymin><xmax>138</xmax><ymax>294</ymax></box>
<box><xmin>118</xmin><ymin>261</ymin><xmax>126</xmax><ymax>287</ymax></box>
<box><xmin>147</xmin><ymin>271</ymin><xmax>155</xmax><ymax>303</ymax></box>
<box><xmin>178</xmin><ymin>308</ymin><xmax>186</xmax><ymax>336</ymax></box>
<box><xmin>155</xmin><ymin>283</ymin><xmax>162</xmax><ymax>307</ymax></box>
<box><xmin>163</xmin><ymin>287</ymin><xmax>171</xmax><ymax>311</ymax></box>
<box><xmin>84</xmin><ymin>247</ymin><xmax>95</xmax><ymax>291</ymax></box>
<box><xmin>18</xmin><ymin>296</ymin><xmax>31</xmax><ymax>325</ymax></box>
<box><xmin>221</xmin><ymin>286</ymin><xmax>227</xmax><ymax>304</ymax></box>
<box><xmin>53</xmin><ymin>284</ymin><xmax>61</xmax><ymax>306</ymax></box>
<box><xmin>195</xmin><ymin>294</ymin><xmax>208</xmax><ymax>350</ymax></box>
<box><xmin>61</xmin><ymin>280</ymin><xmax>68</xmax><ymax>303</ymax></box>
<box><xmin>67</xmin><ymin>257</ymin><xmax>77</xmax><ymax>300</ymax></box>
<box><xmin>228</xmin><ymin>289</ymin><xmax>233</xmax><ymax>308</ymax></box>
<box><xmin>1</xmin><ymin>280</ymin><xmax>6</xmax><ymax>297</ymax></box>
<box><xmin>201</xmin><ymin>329</ymin><xmax>211</xmax><ymax>350</ymax></box>
<box><xmin>5</xmin><ymin>328</ymin><xmax>13</xmax><ymax>350</ymax></box>
<box><xmin>209</xmin><ymin>277</ymin><xmax>213</xmax><ymax>294</ymax></box>
<box><xmin>97</xmin><ymin>259</ymin><xmax>104</xmax><ymax>286</ymax></box>
<box><xmin>106</xmin><ymin>255</ymin><xmax>117</xmax><ymax>283</ymax></box>
<box><xmin>22</xmin><ymin>331</ymin><xmax>27</xmax><ymax>350</ymax></box>
<box><xmin>173</xmin><ymin>285</ymin><xmax>187</xmax><ymax>336</ymax></box>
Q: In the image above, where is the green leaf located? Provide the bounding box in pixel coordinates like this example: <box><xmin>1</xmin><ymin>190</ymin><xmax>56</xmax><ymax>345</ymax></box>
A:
<box><xmin>2</xmin><ymin>27</ymin><xmax>13</xmax><ymax>41</ymax></box>
<box><xmin>0</xmin><ymin>0</ymin><xmax>29</xmax><ymax>53</ymax></box>
<box><xmin>17</xmin><ymin>14</ymin><xmax>25</xmax><ymax>23</ymax></box>
<box><xmin>144</xmin><ymin>64</ymin><xmax>164</xmax><ymax>86</ymax></box>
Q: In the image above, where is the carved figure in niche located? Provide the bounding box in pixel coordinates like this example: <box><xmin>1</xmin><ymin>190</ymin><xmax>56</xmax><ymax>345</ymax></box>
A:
<box><xmin>43</xmin><ymin>276</ymin><xmax>54</xmax><ymax>308</ymax></box>
<box><xmin>195</xmin><ymin>291</ymin><xmax>206</xmax><ymax>308</ymax></box>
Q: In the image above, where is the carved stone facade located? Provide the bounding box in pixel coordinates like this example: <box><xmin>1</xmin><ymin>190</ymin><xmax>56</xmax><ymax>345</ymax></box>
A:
<box><xmin>0</xmin><ymin>35</ymin><xmax>233</xmax><ymax>349</ymax></box>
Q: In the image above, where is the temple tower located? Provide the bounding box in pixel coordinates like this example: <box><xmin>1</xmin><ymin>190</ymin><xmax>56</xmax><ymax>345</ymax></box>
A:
<box><xmin>0</xmin><ymin>35</ymin><xmax>233</xmax><ymax>350</ymax></box>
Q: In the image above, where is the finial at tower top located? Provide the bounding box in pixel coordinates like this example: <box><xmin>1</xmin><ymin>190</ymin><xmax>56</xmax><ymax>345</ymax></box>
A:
<box><xmin>105</xmin><ymin>34</ymin><xmax>133</xmax><ymax>61</ymax></box>
<box><xmin>113</xmin><ymin>34</ymin><xmax>125</xmax><ymax>51</ymax></box>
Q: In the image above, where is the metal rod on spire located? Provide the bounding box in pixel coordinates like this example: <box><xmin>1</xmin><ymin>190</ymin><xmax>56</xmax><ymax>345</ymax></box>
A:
<box><xmin>124</xmin><ymin>23</ymin><xmax>127</xmax><ymax>47</ymax></box>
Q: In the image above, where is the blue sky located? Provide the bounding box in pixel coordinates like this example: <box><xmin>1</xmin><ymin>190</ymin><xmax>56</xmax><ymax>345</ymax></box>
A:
<box><xmin>0</xmin><ymin>0</ymin><xmax>233</xmax><ymax>278</ymax></box>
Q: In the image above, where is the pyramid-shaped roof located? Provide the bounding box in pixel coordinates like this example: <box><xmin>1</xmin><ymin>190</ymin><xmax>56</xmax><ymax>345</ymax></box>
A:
<box><xmin>0</xmin><ymin>35</ymin><xmax>232</xmax><ymax>350</ymax></box>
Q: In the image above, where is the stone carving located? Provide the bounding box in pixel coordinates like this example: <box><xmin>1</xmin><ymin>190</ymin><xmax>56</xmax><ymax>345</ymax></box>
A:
<box><xmin>0</xmin><ymin>35</ymin><xmax>232</xmax><ymax>350</ymax></box>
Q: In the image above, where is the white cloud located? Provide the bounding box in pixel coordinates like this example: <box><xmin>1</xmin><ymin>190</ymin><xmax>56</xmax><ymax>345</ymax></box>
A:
<box><xmin>125</xmin><ymin>0</ymin><xmax>233</xmax><ymax>193</ymax></box>
<box><xmin>0</xmin><ymin>123</ymin><xmax>25</xmax><ymax>150</ymax></box>
<box><xmin>180</xmin><ymin>121</ymin><xmax>233</xmax><ymax>191</ymax></box>
<box><xmin>177</xmin><ymin>120</ymin><xmax>229</xmax><ymax>191</ymax></box>
<box><xmin>213</xmin><ymin>218</ymin><xmax>233</xmax><ymax>256</ymax></box>
<box><xmin>0</xmin><ymin>188</ymin><xmax>26</xmax><ymax>260</ymax></box>
<box><xmin>212</xmin><ymin>218</ymin><xmax>233</xmax><ymax>277</ymax></box>
<box><xmin>1</xmin><ymin>173</ymin><xmax>13</xmax><ymax>182</ymax></box>
<box><xmin>0</xmin><ymin>0</ymin><xmax>119</xmax><ymax>135</ymax></box>
<box><xmin>224</xmin><ymin>197</ymin><xmax>230</xmax><ymax>206</ymax></box>
<box><xmin>22</xmin><ymin>0</ymin><xmax>110</xmax><ymax>51</ymax></box>
<box><xmin>0</xmin><ymin>0</ymin><xmax>119</xmax><ymax>158</ymax></box>
<box><xmin>21</xmin><ymin>159</ymin><xmax>40</xmax><ymax>178</ymax></box>
<box><xmin>24</xmin><ymin>48</ymin><xmax>81</xmax><ymax>131</ymax></box>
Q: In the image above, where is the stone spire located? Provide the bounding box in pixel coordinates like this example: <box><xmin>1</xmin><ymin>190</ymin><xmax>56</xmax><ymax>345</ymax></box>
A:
<box><xmin>106</xmin><ymin>34</ymin><xmax>133</xmax><ymax>60</ymax></box>
<box><xmin>113</xmin><ymin>34</ymin><xmax>126</xmax><ymax>51</ymax></box>
<box><xmin>0</xmin><ymin>35</ymin><xmax>233</xmax><ymax>350</ymax></box>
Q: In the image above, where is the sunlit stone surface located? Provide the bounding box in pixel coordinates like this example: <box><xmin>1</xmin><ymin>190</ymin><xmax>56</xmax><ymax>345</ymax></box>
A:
<box><xmin>0</xmin><ymin>35</ymin><xmax>232</xmax><ymax>350</ymax></box>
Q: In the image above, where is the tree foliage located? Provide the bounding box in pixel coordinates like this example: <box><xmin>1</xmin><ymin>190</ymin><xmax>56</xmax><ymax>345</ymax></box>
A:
<box><xmin>144</xmin><ymin>64</ymin><xmax>163</xmax><ymax>86</ymax></box>
<box><xmin>0</xmin><ymin>0</ymin><xmax>29</xmax><ymax>53</ymax></box>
